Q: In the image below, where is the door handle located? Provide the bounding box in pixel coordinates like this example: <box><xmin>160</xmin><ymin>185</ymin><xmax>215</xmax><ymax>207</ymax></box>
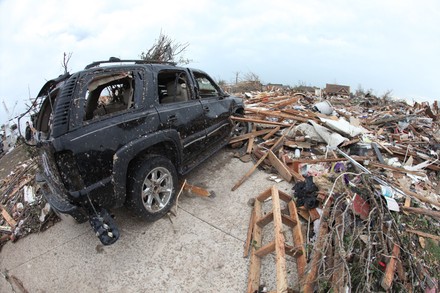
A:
<box><xmin>167</xmin><ymin>115</ymin><xmax>177</xmax><ymax>122</ymax></box>
<box><xmin>203</xmin><ymin>106</ymin><xmax>210</xmax><ymax>112</ymax></box>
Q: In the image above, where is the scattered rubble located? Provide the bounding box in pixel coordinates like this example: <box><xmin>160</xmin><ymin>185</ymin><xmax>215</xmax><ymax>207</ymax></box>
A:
<box><xmin>237</xmin><ymin>91</ymin><xmax>440</xmax><ymax>292</ymax></box>
<box><xmin>0</xmin><ymin>149</ymin><xmax>58</xmax><ymax>250</ymax></box>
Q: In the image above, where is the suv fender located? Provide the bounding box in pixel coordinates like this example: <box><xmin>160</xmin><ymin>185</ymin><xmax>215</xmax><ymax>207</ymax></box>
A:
<box><xmin>112</xmin><ymin>129</ymin><xmax>182</xmax><ymax>207</ymax></box>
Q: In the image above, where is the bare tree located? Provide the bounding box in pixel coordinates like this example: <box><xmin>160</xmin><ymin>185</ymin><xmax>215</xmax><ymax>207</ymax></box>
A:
<box><xmin>62</xmin><ymin>52</ymin><xmax>72</xmax><ymax>74</ymax></box>
<box><xmin>140</xmin><ymin>32</ymin><xmax>191</xmax><ymax>64</ymax></box>
<box><xmin>232</xmin><ymin>71</ymin><xmax>262</xmax><ymax>92</ymax></box>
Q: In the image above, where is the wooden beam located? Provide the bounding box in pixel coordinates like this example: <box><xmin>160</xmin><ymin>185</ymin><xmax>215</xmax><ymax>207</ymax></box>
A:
<box><xmin>257</xmin><ymin>211</ymin><xmax>274</xmax><ymax>228</ymax></box>
<box><xmin>229</xmin><ymin>128</ymin><xmax>272</xmax><ymax>144</ymax></box>
<box><xmin>381</xmin><ymin>243</ymin><xmax>400</xmax><ymax>290</ymax></box>
<box><xmin>246</xmin><ymin>136</ymin><xmax>254</xmax><ymax>154</ymax></box>
<box><xmin>255</xmin><ymin>241</ymin><xmax>276</xmax><ymax>257</ymax></box>
<box><xmin>262</xmin><ymin>126</ymin><xmax>281</xmax><ymax>140</ymax></box>
<box><xmin>405</xmin><ymin>228</ymin><xmax>440</xmax><ymax>241</ymax></box>
<box><xmin>399</xmin><ymin>188</ymin><xmax>440</xmax><ymax>209</ymax></box>
<box><xmin>243</xmin><ymin>207</ymin><xmax>255</xmax><ymax>258</ymax></box>
<box><xmin>303</xmin><ymin>202</ymin><xmax>331</xmax><ymax>292</ymax></box>
<box><xmin>182</xmin><ymin>183</ymin><xmax>211</xmax><ymax>197</ymax></box>
<box><xmin>401</xmin><ymin>206</ymin><xmax>440</xmax><ymax>219</ymax></box>
<box><xmin>287</xmin><ymin>199</ymin><xmax>307</xmax><ymax>281</ymax></box>
<box><xmin>268</xmin><ymin>150</ymin><xmax>293</xmax><ymax>182</ymax></box>
<box><xmin>0</xmin><ymin>204</ymin><xmax>16</xmax><ymax>228</ymax></box>
<box><xmin>247</xmin><ymin>195</ymin><xmax>263</xmax><ymax>293</ymax></box>
<box><xmin>231</xmin><ymin>116</ymin><xmax>291</xmax><ymax>127</ymax></box>
<box><xmin>271</xmin><ymin>186</ymin><xmax>288</xmax><ymax>292</ymax></box>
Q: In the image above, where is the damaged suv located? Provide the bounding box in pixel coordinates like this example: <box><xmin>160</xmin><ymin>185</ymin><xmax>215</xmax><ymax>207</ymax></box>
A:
<box><xmin>34</xmin><ymin>58</ymin><xmax>246</xmax><ymax>245</ymax></box>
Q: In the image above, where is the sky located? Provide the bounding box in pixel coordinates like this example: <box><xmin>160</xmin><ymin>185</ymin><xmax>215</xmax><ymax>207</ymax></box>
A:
<box><xmin>1</xmin><ymin>0</ymin><xmax>439</xmax><ymax>126</ymax></box>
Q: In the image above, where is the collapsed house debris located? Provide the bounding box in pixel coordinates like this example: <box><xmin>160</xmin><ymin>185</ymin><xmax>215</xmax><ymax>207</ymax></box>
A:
<box><xmin>0</xmin><ymin>150</ymin><xmax>58</xmax><ymax>250</ymax></box>
<box><xmin>234</xmin><ymin>91</ymin><xmax>440</xmax><ymax>292</ymax></box>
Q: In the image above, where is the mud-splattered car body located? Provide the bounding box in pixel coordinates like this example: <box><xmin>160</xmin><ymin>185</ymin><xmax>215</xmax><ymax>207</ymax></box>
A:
<box><xmin>35</xmin><ymin>59</ymin><xmax>244</xmax><ymax>244</ymax></box>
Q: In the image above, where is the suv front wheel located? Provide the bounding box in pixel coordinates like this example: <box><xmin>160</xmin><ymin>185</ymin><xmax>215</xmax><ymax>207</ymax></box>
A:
<box><xmin>127</xmin><ymin>155</ymin><xmax>178</xmax><ymax>221</ymax></box>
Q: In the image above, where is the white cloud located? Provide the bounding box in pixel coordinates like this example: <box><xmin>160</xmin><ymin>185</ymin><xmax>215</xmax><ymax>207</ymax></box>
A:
<box><xmin>1</xmin><ymin>0</ymin><xmax>439</xmax><ymax>123</ymax></box>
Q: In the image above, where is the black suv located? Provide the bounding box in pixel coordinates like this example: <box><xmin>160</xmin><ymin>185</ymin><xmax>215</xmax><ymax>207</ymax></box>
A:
<box><xmin>34</xmin><ymin>59</ymin><xmax>246</xmax><ymax>245</ymax></box>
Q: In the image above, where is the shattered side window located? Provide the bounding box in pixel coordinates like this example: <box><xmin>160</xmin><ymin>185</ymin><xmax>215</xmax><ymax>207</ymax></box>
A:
<box><xmin>194</xmin><ymin>73</ymin><xmax>219</xmax><ymax>98</ymax></box>
<box><xmin>84</xmin><ymin>72</ymin><xmax>134</xmax><ymax>120</ymax></box>
<box><xmin>157</xmin><ymin>71</ymin><xmax>190</xmax><ymax>104</ymax></box>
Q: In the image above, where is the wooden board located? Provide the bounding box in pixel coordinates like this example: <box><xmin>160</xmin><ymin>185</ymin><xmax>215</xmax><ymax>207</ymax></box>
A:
<box><xmin>268</xmin><ymin>150</ymin><xmax>293</xmax><ymax>182</ymax></box>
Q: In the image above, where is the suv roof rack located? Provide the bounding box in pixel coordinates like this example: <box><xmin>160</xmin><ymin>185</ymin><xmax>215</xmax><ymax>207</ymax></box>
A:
<box><xmin>85</xmin><ymin>57</ymin><xmax>177</xmax><ymax>69</ymax></box>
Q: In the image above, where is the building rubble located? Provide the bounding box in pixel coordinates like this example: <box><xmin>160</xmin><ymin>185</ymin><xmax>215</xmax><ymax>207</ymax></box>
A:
<box><xmin>235</xmin><ymin>91</ymin><xmax>440</xmax><ymax>292</ymax></box>
<box><xmin>0</xmin><ymin>153</ymin><xmax>58</xmax><ymax>250</ymax></box>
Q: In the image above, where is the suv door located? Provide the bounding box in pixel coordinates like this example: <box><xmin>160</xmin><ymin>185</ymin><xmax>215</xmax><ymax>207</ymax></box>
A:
<box><xmin>66</xmin><ymin>68</ymin><xmax>158</xmax><ymax>187</ymax></box>
<box><xmin>155</xmin><ymin>70</ymin><xmax>206</xmax><ymax>170</ymax></box>
<box><xmin>193</xmin><ymin>71</ymin><xmax>232</xmax><ymax>148</ymax></box>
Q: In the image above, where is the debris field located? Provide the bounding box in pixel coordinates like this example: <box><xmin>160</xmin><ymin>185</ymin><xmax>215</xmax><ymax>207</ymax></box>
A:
<box><xmin>232</xmin><ymin>91</ymin><xmax>440</xmax><ymax>292</ymax></box>
<box><xmin>1</xmin><ymin>90</ymin><xmax>440</xmax><ymax>292</ymax></box>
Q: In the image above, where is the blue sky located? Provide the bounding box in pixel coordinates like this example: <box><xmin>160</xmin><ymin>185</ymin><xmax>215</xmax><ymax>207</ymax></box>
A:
<box><xmin>1</xmin><ymin>0</ymin><xmax>439</xmax><ymax>125</ymax></box>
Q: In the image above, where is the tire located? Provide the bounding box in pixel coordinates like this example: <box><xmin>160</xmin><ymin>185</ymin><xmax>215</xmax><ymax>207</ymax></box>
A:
<box><xmin>230</xmin><ymin>114</ymin><xmax>251</xmax><ymax>147</ymax></box>
<box><xmin>127</xmin><ymin>155</ymin><xmax>178</xmax><ymax>221</ymax></box>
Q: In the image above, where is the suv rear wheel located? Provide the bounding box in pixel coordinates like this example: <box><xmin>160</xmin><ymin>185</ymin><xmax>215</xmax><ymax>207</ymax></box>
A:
<box><xmin>127</xmin><ymin>155</ymin><xmax>178</xmax><ymax>221</ymax></box>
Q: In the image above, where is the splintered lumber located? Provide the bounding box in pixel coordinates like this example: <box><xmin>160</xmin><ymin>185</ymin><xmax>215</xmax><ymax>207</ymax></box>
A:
<box><xmin>262</xmin><ymin>126</ymin><xmax>280</xmax><ymax>140</ymax></box>
<box><xmin>405</xmin><ymin>228</ymin><xmax>440</xmax><ymax>241</ymax></box>
<box><xmin>232</xmin><ymin>124</ymin><xmax>294</xmax><ymax>191</ymax></box>
<box><xmin>182</xmin><ymin>182</ymin><xmax>210</xmax><ymax>197</ymax></box>
<box><xmin>399</xmin><ymin>187</ymin><xmax>440</xmax><ymax>209</ymax></box>
<box><xmin>287</xmin><ymin>196</ymin><xmax>307</xmax><ymax>280</ymax></box>
<box><xmin>244</xmin><ymin>207</ymin><xmax>255</xmax><ymax>258</ymax></box>
<box><xmin>5</xmin><ymin>176</ymin><xmax>33</xmax><ymax>200</ymax></box>
<box><xmin>247</xmin><ymin>189</ymin><xmax>266</xmax><ymax>292</ymax></box>
<box><xmin>271</xmin><ymin>186</ymin><xmax>288</xmax><ymax>292</ymax></box>
<box><xmin>246</xmin><ymin>136</ymin><xmax>254</xmax><ymax>154</ymax></box>
<box><xmin>401</xmin><ymin>206</ymin><xmax>440</xmax><ymax>219</ymax></box>
<box><xmin>369</xmin><ymin>162</ymin><xmax>426</xmax><ymax>176</ymax></box>
<box><xmin>268</xmin><ymin>150</ymin><xmax>293</xmax><ymax>182</ymax></box>
<box><xmin>291</xmin><ymin>156</ymin><xmax>369</xmax><ymax>164</ymax></box>
<box><xmin>229</xmin><ymin>128</ymin><xmax>272</xmax><ymax>144</ymax></box>
<box><xmin>231</xmin><ymin>116</ymin><xmax>291</xmax><ymax>127</ymax></box>
<box><xmin>381</xmin><ymin>243</ymin><xmax>400</xmax><ymax>290</ymax></box>
<box><xmin>303</xmin><ymin>201</ymin><xmax>332</xmax><ymax>293</ymax></box>
<box><xmin>0</xmin><ymin>204</ymin><xmax>17</xmax><ymax>228</ymax></box>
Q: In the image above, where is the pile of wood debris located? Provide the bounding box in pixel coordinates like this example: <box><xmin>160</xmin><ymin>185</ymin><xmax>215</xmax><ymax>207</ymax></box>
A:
<box><xmin>0</xmin><ymin>154</ymin><xmax>58</xmax><ymax>250</ymax></box>
<box><xmin>234</xmin><ymin>92</ymin><xmax>440</xmax><ymax>292</ymax></box>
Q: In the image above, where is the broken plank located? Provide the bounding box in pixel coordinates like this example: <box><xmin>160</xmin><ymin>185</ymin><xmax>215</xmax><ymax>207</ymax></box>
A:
<box><xmin>0</xmin><ymin>204</ymin><xmax>17</xmax><ymax>228</ymax></box>
<box><xmin>231</xmin><ymin>116</ymin><xmax>291</xmax><ymax>127</ymax></box>
<box><xmin>381</xmin><ymin>243</ymin><xmax>400</xmax><ymax>290</ymax></box>
<box><xmin>244</xmin><ymin>207</ymin><xmax>255</xmax><ymax>258</ymax></box>
<box><xmin>271</xmin><ymin>186</ymin><xmax>288</xmax><ymax>293</ymax></box>
<box><xmin>400</xmin><ymin>187</ymin><xmax>440</xmax><ymax>209</ymax></box>
<box><xmin>303</xmin><ymin>202</ymin><xmax>331</xmax><ymax>292</ymax></box>
<box><xmin>405</xmin><ymin>228</ymin><xmax>440</xmax><ymax>241</ymax></box>
<box><xmin>229</xmin><ymin>128</ymin><xmax>272</xmax><ymax>144</ymax></box>
<box><xmin>247</xmin><ymin>198</ymin><xmax>263</xmax><ymax>293</ymax></box>
<box><xmin>369</xmin><ymin>162</ymin><xmax>426</xmax><ymax>176</ymax></box>
<box><xmin>401</xmin><ymin>206</ymin><xmax>440</xmax><ymax>219</ymax></box>
<box><xmin>246</xmin><ymin>136</ymin><xmax>254</xmax><ymax>154</ymax></box>
<box><xmin>268</xmin><ymin>150</ymin><xmax>293</xmax><ymax>182</ymax></box>
<box><xmin>182</xmin><ymin>183</ymin><xmax>210</xmax><ymax>197</ymax></box>
<box><xmin>287</xmin><ymin>200</ymin><xmax>307</xmax><ymax>281</ymax></box>
<box><xmin>291</xmin><ymin>156</ymin><xmax>369</xmax><ymax>164</ymax></box>
<box><xmin>255</xmin><ymin>241</ymin><xmax>276</xmax><ymax>257</ymax></box>
<box><xmin>5</xmin><ymin>176</ymin><xmax>33</xmax><ymax>200</ymax></box>
<box><xmin>262</xmin><ymin>126</ymin><xmax>280</xmax><ymax>140</ymax></box>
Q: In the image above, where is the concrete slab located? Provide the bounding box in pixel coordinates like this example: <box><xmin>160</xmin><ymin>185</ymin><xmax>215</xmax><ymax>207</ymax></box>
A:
<box><xmin>0</xmin><ymin>149</ymin><xmax>292</xmax><ymax>292</ymax></box>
